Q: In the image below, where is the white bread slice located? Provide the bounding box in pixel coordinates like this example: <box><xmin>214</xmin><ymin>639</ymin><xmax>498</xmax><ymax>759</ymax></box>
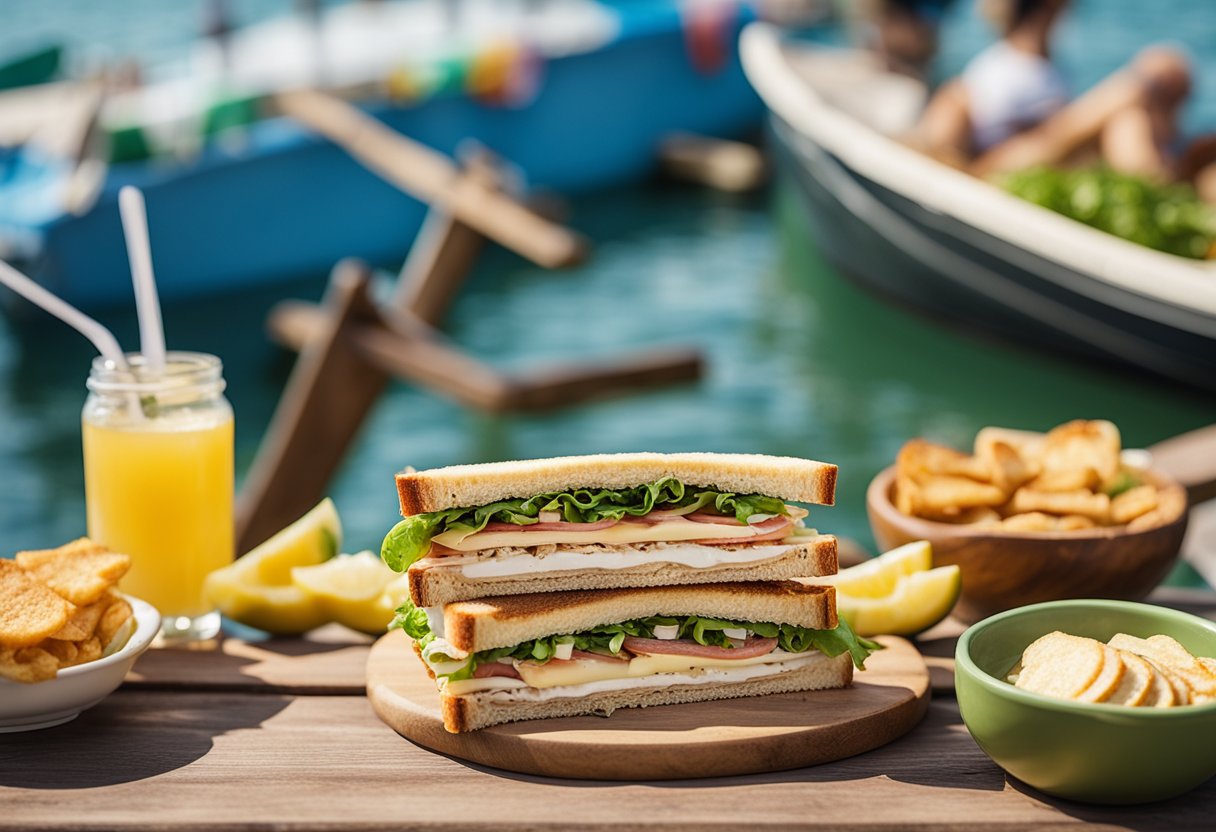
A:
<box><xmin>441</xmin><ymin>651</ymin><xmax>852</xmax><ymax>732</ymax></box>
<box><xmin>396</xmin><ymin>452</ymin><xmax>837</xmax><ymax>515</ymax></box>
<box><xmin>444</xmin><ymin>581</ymin><xmax>837</xmax><ymax>654</ymax></box>
<box><xmin>409</xmin><ymin>536</ymin><xmax>838</xmax><ymax>607</ymax></box>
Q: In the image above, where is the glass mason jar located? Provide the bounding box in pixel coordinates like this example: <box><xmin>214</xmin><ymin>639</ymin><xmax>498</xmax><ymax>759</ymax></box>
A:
<box><xmin>82</xmin><ymin>352</ymin><xmax>234</xmax><ymax>641</ymax></box>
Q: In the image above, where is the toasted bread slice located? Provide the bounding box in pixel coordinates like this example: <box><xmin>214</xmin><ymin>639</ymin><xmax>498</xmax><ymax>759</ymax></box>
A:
<box><xmin>443</xmin><ymin>581</ymin><xmax>837</xmax><ymax>654</ymax></box>
<box><xmin>395</xmin><ymin>452</ymin><xmax>837</xmax><ymax>516</ymax></box>
<box><xmin>440</xmin><ymin>651</ymin><xmax>852</xmax><ymax>732</ymax></box>
<box><xmin>409</xmin><ymin>536</ymin><xmax>838</xmax><ymax>607</ymax></box>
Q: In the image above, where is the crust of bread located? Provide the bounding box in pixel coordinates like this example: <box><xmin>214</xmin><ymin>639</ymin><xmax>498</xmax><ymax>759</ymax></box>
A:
<box><xmin>409</xmin><ymin>536</ymin><xmax>838</xmax><ymax>607</ymax></box>
<box><xmin>445</xmin><ymin>581</ymin><xmax>837</xmax><ymax>653</ymax></box>
<box><xmin>396</xmin><ymin>453</ymin><xmax>837</xmax><ymax>515</ymax></box>
<box><xmin>440</xmin><ymin>652</ymin><xmax>852</xmax><ymax>732</ymax></box>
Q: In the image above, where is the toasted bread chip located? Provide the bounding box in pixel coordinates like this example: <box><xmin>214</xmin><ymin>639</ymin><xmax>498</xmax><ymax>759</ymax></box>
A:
<box><xmin>0</xmin><ymin>560</ymin><xmax>75</xmax><ymax>648</ymax></box>
<box><xmin>898</xmin><ymin>439</ymin><xmax>993</xmax><ymax>483</ymax></box>
<box><xmin>1077</xmin><ymin>646</ymin><xmax>1125</xmax><ymax>703</ymax></box>
<box><xmin>1015</xmin><ymin>632</ymin><xmax>1105</xmax><ymax>700</ymax></box>
<box><xmin>15</xmin><ymin>539</ymin><xmax>130</xmax><ymax>606</ymax></box>
<box><xmin>981</xmin><ymin>440</ymin><xmax>1037</xmax><ymax>493</ymax></box>
<box><xmin>1029</xmin><ymin>467</ymin><xmax>1102</xmax><ymax>493</ymax></box>
<box><xmin>48</xmin><ymin>597</ymin><xmax>110</xmax><ymax>642</ymax></box>
<box><xmin>1106</xmin><ymin>651</ymin><xmax>1153</xmax><ymax>707</ymax></box>
<box><xmin>63</xmin><ymin>637</ymin><xmax>102</xmax><ymax>668</ymax></box>
<box><xmin>1110</xmin><ymin>485</ymin><xmax>1159</xmax><ymax>525</ymax></box>
<box><xmin>974</xmin><ymin>427</ymin><xmax>1046</xmax><ymax>466</ymax></box>
<box><xmin>1040</xmin><ymin>420</ymin><xmax>1121</xmax><ymax>483</ymax></box>
<box><xmin>0</xmin><ymin>645</ymin><xmax>60</xmax><ymax>684</ymax></box>
<box><xmin>39</xmin><ymin>638</ymin><xmax>79</xmax><ymax>665</ymax></box>
<box><xmin>1009</xmin><ymin>488</ymin><xmax>1110</xmax><ymax>522</ymax></box>
<box><xmin>1125</xmin><ymin>485</ymin><xmax>1185</xmax><ymax>532</ymax></box>
<box><xmin>916</xmin><ymin>475</ymin><xmax>1007</xmax><ymax>511</ymax></box>
<box><xmin>96</xmin><ymin>598</ymin><xmax>133</xmax><ymax>647</ymax></box>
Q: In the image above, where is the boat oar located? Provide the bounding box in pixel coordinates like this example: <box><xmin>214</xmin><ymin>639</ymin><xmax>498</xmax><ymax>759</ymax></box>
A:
<box><xmin>273</xmin><ymin>88</ymin><xmax>588</xmax><ymax>269</ymax></box>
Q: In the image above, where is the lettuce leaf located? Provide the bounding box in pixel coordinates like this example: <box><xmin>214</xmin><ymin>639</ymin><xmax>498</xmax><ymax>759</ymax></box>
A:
<box><xmin>380</xmin><ymin>477</ymin><xmax>792</xmax><ymax>572</ymax></box>
<box><xmin>391</xmin><ymin>597</ymin><xmax>881</xmax><ymax>680</ymax></box>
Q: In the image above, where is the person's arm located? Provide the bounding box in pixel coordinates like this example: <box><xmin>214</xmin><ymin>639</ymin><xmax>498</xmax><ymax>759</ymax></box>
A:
<box><xmin>911</xmin><ymin>79</ymin><xmax>972</xmax><ymax>168</ymax></box>
<box><xmin>970</xmin><ymin>69</ymin><xmax>1145</xmax><ymax>178</ymax></box>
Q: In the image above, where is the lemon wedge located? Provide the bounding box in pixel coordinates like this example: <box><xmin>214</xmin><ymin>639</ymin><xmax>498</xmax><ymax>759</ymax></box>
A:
<box><xmin>817</xmin><ymin>541</ymin><xmax>960</xmax><ymax>636</ymax></box>
<box><xmin>203</xmin><ymin>498</ymin><xmax>342</xmax><ymax>634</ymax></box>
<box><xmin>292</xmin><ymin>551</ymin><xmax>400</xmax><ymax>635</ymax></box>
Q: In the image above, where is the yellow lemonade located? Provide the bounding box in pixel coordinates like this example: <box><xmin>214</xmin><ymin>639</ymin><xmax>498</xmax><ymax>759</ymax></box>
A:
<box><xmin>83</xmin><ymin>414</ymin><xmax>234</xmax><ymax>618</ymax></box>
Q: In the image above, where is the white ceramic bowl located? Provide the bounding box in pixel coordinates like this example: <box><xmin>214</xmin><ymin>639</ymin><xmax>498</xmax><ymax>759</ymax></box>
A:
<box><xmin>0</xmin><ymin>594</ymin><xmax>160</xmax><ymax>732</ymax></box>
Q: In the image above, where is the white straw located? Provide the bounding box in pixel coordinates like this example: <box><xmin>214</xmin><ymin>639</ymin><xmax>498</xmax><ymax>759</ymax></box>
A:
<box><xmin>0</xmin><ymin>259</ymin><xmax>128</xmax><ymax>369</ymax></box>
<box><xmin>119</xmin><ymin>186</ymin><xmax>166</xmax><ymax>374</ymax></box>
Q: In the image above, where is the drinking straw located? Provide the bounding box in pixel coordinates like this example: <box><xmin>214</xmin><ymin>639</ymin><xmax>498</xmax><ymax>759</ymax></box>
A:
<box><xmin>0</xmin><ymin>259</ymin><xmax>129</xmax><ymax>369</ymax></box>
<box><xmin>119</xmin><ymin>186</ymin><xmax>166</xmax><ymax>375</ymax></box>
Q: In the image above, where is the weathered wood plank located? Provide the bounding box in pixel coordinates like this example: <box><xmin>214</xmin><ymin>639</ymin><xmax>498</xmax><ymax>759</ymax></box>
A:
<box><xmin>2</xmin><ymin>692</ymin><xmax>1211</xmax><ymax>830</ymax></box>
<box><xmin>125</xmin><ymin>624</ymin><xmax>370</xmax><ymax>694</ymax></box>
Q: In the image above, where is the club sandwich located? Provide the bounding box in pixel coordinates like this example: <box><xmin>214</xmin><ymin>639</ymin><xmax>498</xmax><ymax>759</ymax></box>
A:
<box><xmin>381</xmin><ymin>453</ymin><xmax>838</xmax><ymax>607</ymax></box>
<box><xmin>394</xmin><ymin>581</ymin><xmax>876</xmax><ymax>733</ymax></box>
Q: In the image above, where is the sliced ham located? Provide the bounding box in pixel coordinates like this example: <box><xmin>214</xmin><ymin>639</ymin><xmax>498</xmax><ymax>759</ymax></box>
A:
<box><xmin>622</xmin><ymin>636</ymin><xmax>778</xmax><ymax>660</ymax></box>
<box><xmin>473</xmin><ymin>661</ymin><xmax>522</xmax><ymax>679</ymax></box>
<box><xmin>695</xmin><ymin>516</ymin><xmax>792</xmax><ymax>545</ymax></box>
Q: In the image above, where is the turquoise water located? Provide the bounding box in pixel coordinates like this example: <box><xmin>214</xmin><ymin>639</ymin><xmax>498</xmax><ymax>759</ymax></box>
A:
<box><xmin>0</xmin><ymin>2</ymin><xmax>1214</xmax><ymax>582</ymax></box>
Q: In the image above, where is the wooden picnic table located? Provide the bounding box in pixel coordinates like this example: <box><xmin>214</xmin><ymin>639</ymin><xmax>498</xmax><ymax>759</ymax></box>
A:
<box><xmin>3</xmin><ymin>587</ymin><xmax>1214</xmax><ymax>831</ymax></box>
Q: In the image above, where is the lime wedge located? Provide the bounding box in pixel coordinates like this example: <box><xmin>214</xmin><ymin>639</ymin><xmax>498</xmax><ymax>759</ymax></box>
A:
<box><xmin>203</xmin><ymin>498</ymin><xmax>342</xmax><ymax>634</ymax></box>
<box><xmin>836</xmin><ymin>565</ymin><xmax>962</xmax><ymax>637</ymax></box>
<box><xmin>820</xmin><ymin>540</ymin><xmax>931</xmax><ymax>598</ymax></box>
<box><xmin>292</xmin><ymin>551</ymin><xmax>399</xmax><ymax>635</ymax></box>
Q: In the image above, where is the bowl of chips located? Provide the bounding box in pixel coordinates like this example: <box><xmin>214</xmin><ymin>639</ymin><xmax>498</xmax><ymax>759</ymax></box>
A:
<box><xmin>0</xmin><ymin>539</ymin><xmax>160</xmax><ymax>732</ymax></box>
<box><xmin>955</xmin><ymin>599</ymin><xmax>1216</xmax><ymax>804</ymax></box>
<box><xmin>867</xmin><ymin>420</ymin><xmax>1188</xmax><ymax>623</ymax></box>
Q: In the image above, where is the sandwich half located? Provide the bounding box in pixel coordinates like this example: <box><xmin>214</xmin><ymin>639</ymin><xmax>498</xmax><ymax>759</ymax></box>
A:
<box><xmin>381</xmin><ymin>453</ymin><xmax>839</xmax><ymax>607</ymax></box>
<box><xmin>393</xmin><ymin>581</ymin><xmax>878</xmax><ymax>733</ymax></box>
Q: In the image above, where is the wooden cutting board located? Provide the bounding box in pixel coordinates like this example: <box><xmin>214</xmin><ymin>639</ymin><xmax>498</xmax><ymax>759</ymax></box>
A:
<box><xmin>365</xmin><ymin>630</ymin><xmax>930</xmax><ymax>780</ymax></box>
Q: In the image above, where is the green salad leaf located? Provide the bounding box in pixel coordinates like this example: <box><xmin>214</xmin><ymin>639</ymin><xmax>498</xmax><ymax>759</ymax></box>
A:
<box><xmin>380</xmin><ymin>477</ymin><xmax>792</xmax><ymax>572</ymax></box>
<box><xmin>391</xmin><ymin>598</ymin><xmax>881</xmax><ymax>680</ymax></box>
<box><xmin>1002</xmin><ymin>166</ymin><xmax>1216</xmax><ymax>259</ymax></box>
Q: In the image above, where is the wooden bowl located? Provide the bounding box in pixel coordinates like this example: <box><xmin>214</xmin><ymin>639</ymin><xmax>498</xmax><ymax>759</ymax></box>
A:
<box><xmin>866</xmin><ymin>466</ymin><xmax>1189</xmax><ymax>624</ymax></box>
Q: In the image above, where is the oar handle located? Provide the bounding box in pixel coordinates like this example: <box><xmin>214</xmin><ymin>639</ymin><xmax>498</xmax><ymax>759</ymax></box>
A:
<box><xmin>1150</xmin><ymin>425</ymin><xmax>1216</xmax><ymax>506</ymax></box>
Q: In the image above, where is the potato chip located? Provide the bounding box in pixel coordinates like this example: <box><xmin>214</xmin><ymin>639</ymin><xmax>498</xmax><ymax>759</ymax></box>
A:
<box><xmin>1009</xmin><ymin>488</ymin><xmax>1110</xmax><ymax>522</ymax></box>
<box><xmin>48</xmin><ymin>597</ymin><xmax>110</xmax><ymax>642</ymax></box>
<box><xmin>0</xmin><ymin>560</ymin><xmax>74</xmax><ymax>648</ymax></box>
<box><xmin>96</xmin><ymin>598</ymin><xmax>133</xmax><ymax>648</ymax></box>
<box><xmin>15</xmin><ymin>539</ymin><xmax>130</xmax><ymax>606</ymax></box>
<box><xmin>1108</xmin><ymin>634</ymin><xmax>1216</xmax><ymax>700</ymax></box>
<box><xmin>893</xmin><ymin>474</ymin><xmax>919</xmax><ymax>517</ymax></box>
<box><xmin>898</xmin><ymin>439</ymin><xmax>992</xmax><ymax>483</ymax></box>
<box><xmin>1040</xmin><ymin>419</ymin><xmax>1121</xmax><ymax>483</ymax></box>
<box><xmin>64</xmin><ymin>637</ymin><xmax>102</xmax><ymax>668</ymax></box>
<box><xmin>1106</xmin><ymin>651</ymin><xmax>1153</xmax><ymax>707</ymax></box>
<box><xmin>1076</xmin><ymin>646</ymin><xmax>1125</xmax><ymax>703</ymax></box>
<box><xmin>0</xmin><ymin>645</ymin><xmax>59</xmax><ymax>684</ymax></box>
<box><xmin>1015</xmin><ymin>632</ymin><xmax>1105</xmax><ymax>699</ymax></box>
<box><xmin>1056</xmin><ymin>514</ymin><xmax>1097</xmax><ymax>531</ymax></box>
<box><xmin>940</xmin><ymin>506</ymin><xmax>1002</xmax><ymax>525</ymax></box>
<box><xmin>1110</xmin><ymin>485</ymin><xmax>1160</xmax><ymax>525</ymax></box>
<box><xmin>39</xmin><ymin>638</ymin><xmax>79</xmax><ymax>665</ymax></box>
<box><xmin>1125</xmin><ymin>485</ymin><xmax>1185</xmax><ymax>532</ymax></box>
<box><xmin>1140</xmin><ymin>659</ymin><xmax>1177</xmax><ymax>707</ymax></box>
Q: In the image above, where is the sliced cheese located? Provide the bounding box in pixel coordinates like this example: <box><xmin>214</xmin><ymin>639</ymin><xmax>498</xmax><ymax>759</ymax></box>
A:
<box><xmin>463</xmin><ymin>652</ymin><xmax>835</xmax><ymax>702</ymax></box>
<box><xmin>414</xmin><ymin>542</ymin><xmax>801</xmax><ymax>580</ymax></box>
<box><xmin>443</xmin><ymin>676</ymin><xmax>530</xmax><ymax>695</ymax></box>
<box><xmin>433</xmin><ymin>520</ymin><xmax>783</xmax><ymax>552</ymax></box>
<box><xmin>515</xmin><ymin>657</ymin><xmax>631</xmax><ymax>689</ymax></box>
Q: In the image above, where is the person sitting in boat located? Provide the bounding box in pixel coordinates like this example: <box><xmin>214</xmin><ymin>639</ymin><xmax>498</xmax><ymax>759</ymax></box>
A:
<box><xmin>914</xmin><ymin>0</ymin><xmax>1216</xmax><ymax>201</ymax></box>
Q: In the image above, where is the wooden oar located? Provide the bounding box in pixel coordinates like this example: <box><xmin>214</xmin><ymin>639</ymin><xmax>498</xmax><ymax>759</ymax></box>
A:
<box><xmin>273</xmin><ymin>88</ymin><xmax>588</xmax><ymax>269</ymax></box>
<box><xmin>1149</xmin><ymin>424</ymin><xmax>1216</xmax><ymax>506</ymax></box>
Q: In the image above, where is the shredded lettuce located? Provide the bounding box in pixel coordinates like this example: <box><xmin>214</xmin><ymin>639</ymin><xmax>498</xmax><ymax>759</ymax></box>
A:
<box><xmin>380</xmin><ymin>477</ymin><xmax>791</xmax><ymax>572</ymax></box>
<box><xmin>391</xmin><ymin>598</ymin><xmax>881</xmax><ymax>681</ymax></box>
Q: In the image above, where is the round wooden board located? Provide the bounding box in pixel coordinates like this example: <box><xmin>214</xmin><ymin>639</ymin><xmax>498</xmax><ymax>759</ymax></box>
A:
<box><xmin>366</xmin><ymin>630</ymin><xmax>930</xmax><ymax>780</ymax></box>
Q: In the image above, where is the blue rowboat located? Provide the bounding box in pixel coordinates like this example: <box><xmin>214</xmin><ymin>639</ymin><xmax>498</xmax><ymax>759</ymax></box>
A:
<box><xmin>0</xmin><ymin>4</ymin><xmax>762</xmax><ymax>309</ymax></box>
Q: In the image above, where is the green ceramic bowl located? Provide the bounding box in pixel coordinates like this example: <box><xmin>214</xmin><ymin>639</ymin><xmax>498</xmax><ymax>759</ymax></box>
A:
<box><xmin>956</xmin><ymin>599</ymin><xmax>1216</xmax><ymax>804</ymax></box>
